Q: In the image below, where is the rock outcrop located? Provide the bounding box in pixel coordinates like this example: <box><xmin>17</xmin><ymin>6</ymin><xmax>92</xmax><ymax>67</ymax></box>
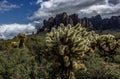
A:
<box><xmin>37</xmin><ymin>12</ymin><xmax>120</xmax><ymax>33</ymax></box>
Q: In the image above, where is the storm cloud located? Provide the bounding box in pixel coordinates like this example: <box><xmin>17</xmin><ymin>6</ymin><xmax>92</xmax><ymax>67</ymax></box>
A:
<box><xmin>30</xmin><ymin>0</ymin><xmax>120</xmax><ymax>19</ymax></box>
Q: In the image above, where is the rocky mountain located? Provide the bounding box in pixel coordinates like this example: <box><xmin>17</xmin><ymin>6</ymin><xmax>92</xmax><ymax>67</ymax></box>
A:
<box><xmin>89</xmin><ymin>15</ymin><xmax>120</xmax><ymax>30</ymax></box>
<box><xmin>37</xmin><ymin>12</ymin><xmax>120</xmax><ymax>33</ymax></box>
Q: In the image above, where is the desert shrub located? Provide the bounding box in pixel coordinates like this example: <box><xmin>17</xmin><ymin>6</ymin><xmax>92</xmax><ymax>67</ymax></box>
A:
<box><xmin>78</xmin><ymin>54</ymin><xmax>120</xmax><ymax>79</ymax></box>
<box><xmin>0</xmin><ymin>48</ymin><xmax>45</xmax><ymax>79</ymax></box>
<box><xmin>0</xmin><ymin>41</ymin><xmax>6</xmax><ymax>50</ymax></box>
<box><xmin>25</xmin><ymin>35</ymin><xmax>46</xmax><ymax>63</ymax></box>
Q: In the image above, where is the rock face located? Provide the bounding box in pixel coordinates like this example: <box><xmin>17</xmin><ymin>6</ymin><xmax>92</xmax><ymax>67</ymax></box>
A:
<box><xmin>39</xmin><ymin>12</ymin><xmax>74</xmax><ymax>32</ymax></box>
<box><xmin>89</xmin><ymin>15</ymin><xmax>120</xmax><ymax>30</ymax></box>
<box><xmin>37</xmin><ymin>12</ymin><xmax>120</xmax><ymax>33</ymax></box>
<box><xmin>89</xmin><ymin>15</ymin><xmax>102</xmax><ymax>30</ymax></box>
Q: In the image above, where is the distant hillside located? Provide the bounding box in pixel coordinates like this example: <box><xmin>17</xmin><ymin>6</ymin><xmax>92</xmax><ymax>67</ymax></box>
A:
<box><xmin>37</xmin><ymin>12</ymin><xmax>120</xmax><ymax>33</ymax></box>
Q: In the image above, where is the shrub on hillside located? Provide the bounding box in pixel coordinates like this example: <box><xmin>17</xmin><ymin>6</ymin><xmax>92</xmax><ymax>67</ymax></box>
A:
<box><xmin>78</xmin><ymin>54</ymin><xmax>120</xmax><ymax>79</ymax></box>
<box><xmin>0</xmin><ymin>48</ymin><xmax>44</xmax><ymax>79</ymax></box>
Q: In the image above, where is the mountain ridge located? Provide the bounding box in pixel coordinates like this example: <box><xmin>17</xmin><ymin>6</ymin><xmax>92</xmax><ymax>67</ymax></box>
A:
<box><xmin>37</xmin><ymin>12</ymin><xmax>120</xmax><ymax>33</ymax></box>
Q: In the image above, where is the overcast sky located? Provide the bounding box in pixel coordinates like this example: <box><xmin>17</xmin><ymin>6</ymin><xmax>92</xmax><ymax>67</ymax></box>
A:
<box><xmin>0</xmin><ymin>0</ymin><xmax>120</xmax><ymax>39</ymax></box>
<box><xmin>31</xmin><ymin>0</ymin><xmax>120</xmax><ymax>19</ymax></box>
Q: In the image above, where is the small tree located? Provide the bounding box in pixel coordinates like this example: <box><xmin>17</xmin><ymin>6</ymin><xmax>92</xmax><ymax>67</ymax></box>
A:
<box><xmin>46</xmin><ymin>24</ymin><xmax>95</xmax><ymax>79</ymax></box>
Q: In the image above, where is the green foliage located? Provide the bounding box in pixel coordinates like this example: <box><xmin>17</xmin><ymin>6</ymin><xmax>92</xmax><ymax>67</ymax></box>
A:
<box><xmin>0</xmin><ymin>48</ymin><xmax>40</xmax><ymax>79</ymax></box>
<box><xmin>25</xmin><ymin>34</ymin><xmax>46</xmax><ymax>63</ymax></box>
<box><xmin>0</xmin><ymin>33</ymin><xmax>27</xmax><ymax>50</ymax></box>
<box><xmin>78</xmin><ymin>54</ymin><xmax>120</xmax><ymax>79</ymax></box>
<box><xmin>0</xmin><ymin>23</ymin><xmax>120</xmax><ymax>79</ymax></box>
<box><xmin>46</xmin><ymin>23</ymin><xmax>97</xmax><ymax>79</ymax></box>
<box><xmin>25</xmin><ymin>34</ymin><xmax>45</xmax><ymax>52</ymax></box>
<box><xmin>0</xmin><ymin>40</ymin><xmax>13</xmax><ymax>50</ymax></box>
<box><xmin>0</xmin><ymin>41</ymin><xmax>7</xmax><ymax>50</ymax></box>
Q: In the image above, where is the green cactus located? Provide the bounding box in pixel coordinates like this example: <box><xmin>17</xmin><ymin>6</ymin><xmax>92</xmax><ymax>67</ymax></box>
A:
<box><xmin>17</xmin><ymin>33</ymin><xmax>26</xmax><ymax>48</ymax></box>
<box><xmin>46</xmin><ymin>23</ymin><xmax>95</xmax><ymax>79</ymax></box>
<box><xmin>97</xmin><ymin>34</ymin><xmax>118</xmax><ymax>57</ymax></box>
<box><xmin>11</xmin><ymin>42</ymin><xmax>19</xmax><ymax>48</ymax></box>
<box><xmin>118</xmin><ymin>39</ymin><xmax>120</xmax><ymax>46</ymax></box>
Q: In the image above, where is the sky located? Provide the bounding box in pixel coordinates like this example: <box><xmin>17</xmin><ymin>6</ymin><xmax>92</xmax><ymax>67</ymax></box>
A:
<box><xmin>0</xmin><ymin>0</ymin><xmax>120</xmax><ymax>39</ymax></box>
<box><xmin>0</xmin><ymin>0</ymin><xmax>39</xmax><ymax>24</ymax></box>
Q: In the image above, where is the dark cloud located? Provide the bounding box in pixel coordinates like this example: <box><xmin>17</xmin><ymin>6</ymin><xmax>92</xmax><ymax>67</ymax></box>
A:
<box><xmin>108</xmin><ymin>0</ymin><xmax>120</xmax><ymax>5</ymax></box>
<box><xmin>30</xmin><ymin>0</ymin><xmax>120</xmax><ymax>19</ymax></box>
<box><xmin>49</xmin><ymin>0</ymin><xmax>104</xmax><ymax>13</ymax></box>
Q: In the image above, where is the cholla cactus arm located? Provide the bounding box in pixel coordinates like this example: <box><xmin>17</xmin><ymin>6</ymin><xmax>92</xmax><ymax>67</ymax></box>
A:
<box><xmin>46</xmin><ymin>23</ymin><xmax>94</xmax><ymax>79</ymax></box>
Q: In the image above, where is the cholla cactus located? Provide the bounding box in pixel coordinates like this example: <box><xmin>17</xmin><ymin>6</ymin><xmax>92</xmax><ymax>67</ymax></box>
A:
<box><xmin>46</xmin><ymin>23</ymin><xmax>95</xmax><ymax>79</ymax></box>
<box><xmin>118</xmin><ymin>40</ymin><xmax>120</xmax><ymax>46</ymax></box>
<box><xmin>97</xmin><ymin>34</ymin><xmax>118</xmax><ymax>56</ymax></box>
<box><xmin>18</xmin><ymin>33</ymin><xmax>26</xmax><ymax>48</ymax></box>
<box><xmin>11</xmin><ymin>42</ymin><xmax>19</xmax><ymax>48</ymax></box>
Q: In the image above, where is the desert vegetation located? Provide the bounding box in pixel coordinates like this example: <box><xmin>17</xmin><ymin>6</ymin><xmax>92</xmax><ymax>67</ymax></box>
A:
<box><xmin>0</xmin><ymin>23</ymin><xmax>120</xmax><ymax>79</ymax></box>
